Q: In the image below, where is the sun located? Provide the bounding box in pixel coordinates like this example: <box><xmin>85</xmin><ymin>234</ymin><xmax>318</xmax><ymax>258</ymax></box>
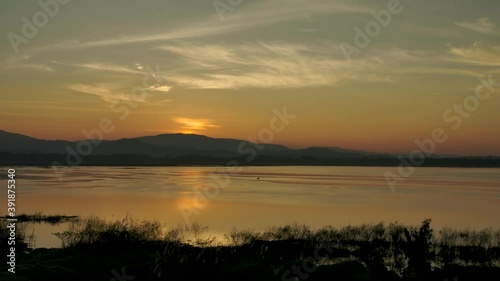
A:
<box><xmin>173</xmin><ymin>117</ymin><xmax>220</xmax><ymax>134</ymax></box>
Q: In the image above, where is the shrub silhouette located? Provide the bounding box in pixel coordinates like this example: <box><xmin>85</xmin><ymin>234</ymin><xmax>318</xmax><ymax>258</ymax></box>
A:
<box><xmin>28</xmin><ymin>217</ymin><xmax>498</xmax><ymax>280</ymax></box>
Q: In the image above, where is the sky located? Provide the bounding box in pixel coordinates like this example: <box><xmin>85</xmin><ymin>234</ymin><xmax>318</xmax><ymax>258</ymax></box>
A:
<box><xmin>1</xmin><ymin>0</ymin><xmax>499</xmax><ymax>155</ymax></box>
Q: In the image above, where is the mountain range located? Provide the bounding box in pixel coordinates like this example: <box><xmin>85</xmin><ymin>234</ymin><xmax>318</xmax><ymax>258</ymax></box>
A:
<box><xmin>0</xmin><ymin>130</ymin><xmax>498</xmax><ymax>167</ymax></box>
<box><xmin>0</xmin><ymin>130</ymin><xmax>378</xmax><ymax>159</ymax></box>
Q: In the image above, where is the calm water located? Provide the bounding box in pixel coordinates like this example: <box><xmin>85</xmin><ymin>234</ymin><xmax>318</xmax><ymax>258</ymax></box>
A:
<box><xmin>3</xmin><ymin>166</ymin><xmax>500</xmax><ymax>248</ymax></box>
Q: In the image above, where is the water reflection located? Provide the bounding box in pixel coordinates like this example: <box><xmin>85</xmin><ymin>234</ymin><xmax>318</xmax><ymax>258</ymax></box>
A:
<box><xmin>2</xmin><ymin>166</ymin><xmax>500</xmax><ymax>248</ymax></box>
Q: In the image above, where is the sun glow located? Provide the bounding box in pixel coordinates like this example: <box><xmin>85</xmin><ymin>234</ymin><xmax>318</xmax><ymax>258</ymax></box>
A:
<box><xmin>173</xmin><ymin>117</ymin><xmax>220</xmax><ymax>134</ymax></box>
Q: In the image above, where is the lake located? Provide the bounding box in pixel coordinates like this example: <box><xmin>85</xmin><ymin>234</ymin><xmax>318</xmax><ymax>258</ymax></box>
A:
<box><xmin>3</xmin><ymin>166</ymin><xmax>500</xmax><ymax>248</ymax></box>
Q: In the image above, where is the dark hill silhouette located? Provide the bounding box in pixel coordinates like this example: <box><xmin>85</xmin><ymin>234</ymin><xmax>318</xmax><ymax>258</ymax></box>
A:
<box><xmin>0</xmin><ymin>130</ymin><xmax>71</xmax><ymax>154</ymax></box>
<box><xmin>137</xmin><ymin>133</ymin><xmax>290</xmax><ymax>152</ymax></box>
<box><xmin>0</xmin><ymin>130</ymin><xmax>498</xmax><ymax>166</ymax></box>
<box><xmin>0</xmin><ymin>130</ymin><xmax>375</xmax><ymax>159</ymax></box>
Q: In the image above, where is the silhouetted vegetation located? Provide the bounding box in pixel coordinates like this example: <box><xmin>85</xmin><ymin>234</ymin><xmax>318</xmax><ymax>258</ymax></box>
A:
<box><xmin>54</xmin><ymin>215</ymin><xmax>163</xmax><ymax>248</ymax></box>
<box><xmin>1</xmin><ymin>217</ymin><xmax>499</xmax><ymax>280</ymax></box>
<box><xmin>0</xmin><ymin>212</ymin><xmax>78</xmax><ymax>225</ymax></box>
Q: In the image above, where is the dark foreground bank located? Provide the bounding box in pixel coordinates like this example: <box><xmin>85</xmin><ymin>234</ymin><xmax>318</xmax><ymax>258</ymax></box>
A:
<box><xmin>1</xmin><ymin>216</ymin><xmax>499</xmax><ymax>281</ymax></box>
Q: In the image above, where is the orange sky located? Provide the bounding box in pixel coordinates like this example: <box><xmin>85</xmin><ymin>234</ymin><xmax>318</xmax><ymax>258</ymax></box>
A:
<box><xmin>1</xmin><ymin>0</ymin><xmax>500</xmax><ymax>155</ymax></box>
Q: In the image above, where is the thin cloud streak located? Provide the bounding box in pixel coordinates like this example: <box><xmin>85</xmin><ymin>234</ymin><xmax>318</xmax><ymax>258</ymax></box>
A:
<box><xmin>447</xmin><ymin>42</ymin><xmax>500</xmax><ymax>66</ymax></box>
<box><xmin>155</xmin><ymin>42</ymin><xmax>500</xmax><ymax>90</ymax></box>
<box><xmin>67</xmin><ymin>82</ymin><xmax>172</xmax><ymax>104</ymax></box>
<box><xmin>66</xmin><ymin>62</ymin><xmax>143</xmax><ymax>74</ymax></box>
<box><xmin>455</xmin><ymin>18</ymin><xmax>498</xmax><ymax>35</ymax></box>
<box><xmin>30</xmin><ymin>0</ymin><xmax>368</xmax><ymax>51</ymax></box>
<box><xmin>156</xmin><ymin>41</ymin><xmax>394</xmax><ymax>89</ymax></box>
<box><xmin>147</xmin><ymin>85</ymin><xmax>172</xmax><ymax>92</ymax></box>
<box><xmin>67</xmin><ymin>84</ymin><xmax>131</xmax><ymax>103</ymax></box>
<box><xmin>3</xmin><ymin>63</ymin><xmax>54</xmax><ymax>72</ymax></box>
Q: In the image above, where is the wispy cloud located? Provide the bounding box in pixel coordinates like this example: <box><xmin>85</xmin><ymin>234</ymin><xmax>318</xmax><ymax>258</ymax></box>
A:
<box><xmin>4</xmin><ymin>63</ymin><xmax>54</xmax><ymax>72</ymax></box>
<box><xmin>173</xmin><ymin>117</ymin><xmax>220</xmax><ymax>134</ymax></box>
<box><xmin>447</xmin><ymin>41</ymin><xmax>500</xmax><ymax>66</ymax></box>
<box><xmin>398</xmin><ymin>22</ymin><xmax>462</xmax><ymax>38</ymax></box>
<box><xmin>155</xmin><ymin>41</ymin><xmax>498</xmax><ymax>90</ymax></box>
<box><xmin>135</xmin><ymin>63</ymin><xmax>144</xmax><ymax>70</ymax></box>
<box><xmin>147</xmin><ymin>85</ymin><xmax>172</xmax><ymax>92</ymax></box>
<box><xmin>156</xmin><ymin>41</ymin><xmax>395</xmax><ymax>89</ymax></box>
<box><xmin>68</xmin><ymin>81</ymin><xmax>172</xmax><ymax>103</ymax></box>
<box><xmin>0</xmin><ymin>53</ymin><xmax>56</xmax><ymax>72</ymax></box>
<box><xmin>30</xmin><ymin>0</ymin><xmax>367</xmax><ymax>51</ymax></box>
<box><xmin>48</xmin><ymin>24</ymin><xmax>243</xmax><ymax>50</ymax></box>
<box><xmin>227</xmin><ymin>0</ymin><xmax>369</xmax><ymax>23</ymax></box>
<box><xmin>73</xmin><ymin>63</ymin><xmax>142</xmax><ymax>74</ymax></box>
<box><xmin>67</xmin><ymin>84</ymin><xmax>131</xmax><ymax>102</ymax></box>
<box><xmin>455</xmin><ymin>18</ymin><xmax>498</xmax><ymax>35</ymax></box>
<box><xmin>52</xmin><ymin>61</ymin><xmax>143</xmax><ymax>74</ymax></box>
